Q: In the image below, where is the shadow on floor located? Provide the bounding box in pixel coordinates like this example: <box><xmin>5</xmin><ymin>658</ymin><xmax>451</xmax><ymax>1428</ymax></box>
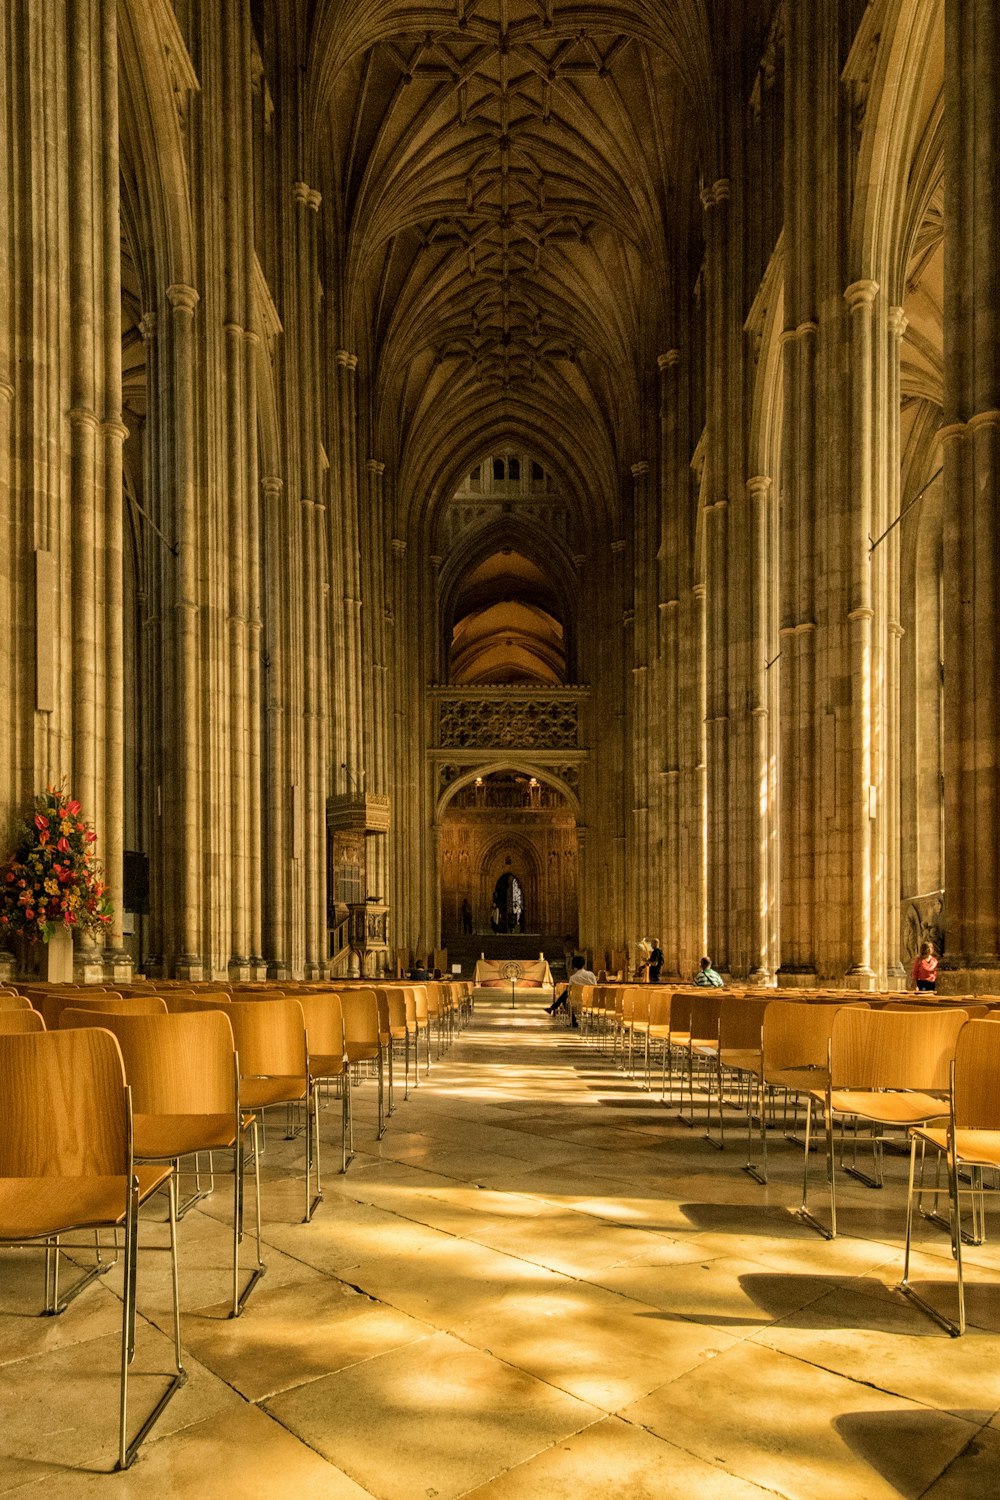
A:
<box><xmin>833</xmin><ymin>1408</ymin><xmax>991</xmax><ymax>1498</ymax></box>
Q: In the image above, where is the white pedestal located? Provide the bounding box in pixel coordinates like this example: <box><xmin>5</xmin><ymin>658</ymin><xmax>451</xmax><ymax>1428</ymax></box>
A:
<box><xmin>45</xmin><ymin>925</ymin><xmax>74</xmax><ymax>984</ymax></box>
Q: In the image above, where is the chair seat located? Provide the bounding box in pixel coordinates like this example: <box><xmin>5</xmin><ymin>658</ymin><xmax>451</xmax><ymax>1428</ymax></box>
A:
<box><xmin>827</xmin><ymin>1089</ymin><xmax>948</xmax><ymax>1125</ymax></box>
<box><xmin>241</xmin><ymin>1076</ymin><xmax>307</xmax><ymax>1109</ymax></box>
<box><xmin>345</xmin><ymin>1042</ymin><xmax>379</xmax><ymax>1063</ymax></box>
<box><xmin>766</xmin><ymin>1065</ymin><xmax>828</xmax><ymax>1093</ymax></box>
<box><xmin>0</xmin><ymin>1166</ymin><xmax>172</xmax><ymax>1240</ymax></box>
<box><xmin>721</xmin><ymin>1047</ymin><xmax>761</xmax><ymax>1074</ymax></box>
<box><xmin>134</xmin><ymin>1113</ymin><xmax>239</xmax><ymax>1159</ymax></box>
<box><xmin>914</xmin><ymin>1126</ymin><xmax>1000</xmax><ymax>1168</ymax></box>
<box><xmin>310</xmin><ymin>1052</ymin><xmax>347</xmax><ymax>1079</ymax></box>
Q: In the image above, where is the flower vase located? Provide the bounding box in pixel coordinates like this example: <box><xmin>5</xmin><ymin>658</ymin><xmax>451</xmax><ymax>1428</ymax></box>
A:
<box><xmin>45</xmin><ymin>924</ymin><xmax>74</xmax><ymax>984</ymax></box>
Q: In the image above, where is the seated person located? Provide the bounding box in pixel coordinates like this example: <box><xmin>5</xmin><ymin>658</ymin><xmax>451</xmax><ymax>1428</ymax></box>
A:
<box><xmin>409</xmin><ymin>959</ymin><xmax>430</xmax><ymax>981</ymax></box>
<box><xmin>645</xmin><ymin>939</ymin><xmax>664</xmax><ymax>984</ymax></box>
<box><xmin>693</xmin><ymin>956</ymin><xmax>724</xmax><ymax>987</ymax></box>
<box><xmin>911</xmin><ymin>941</ymin><xmax>938</xmax><ymax>992</ymax></box>
<box><xmin>545</xmin><ymin>956</ymin><xmax>596</xmax><ymax>1028</ymax></box>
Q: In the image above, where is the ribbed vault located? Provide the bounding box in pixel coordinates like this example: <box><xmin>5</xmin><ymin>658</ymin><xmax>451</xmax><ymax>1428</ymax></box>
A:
<box><xmin>308</xmin><ymin>0</ymin><xmax>746</xmax><ymax>534</ymax></box>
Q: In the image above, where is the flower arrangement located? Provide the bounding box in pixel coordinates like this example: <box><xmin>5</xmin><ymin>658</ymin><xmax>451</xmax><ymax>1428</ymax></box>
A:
<box><xmin>0</xmin><ymin>786</ymin><xmax>113</xmax><ymax>943</ymax></box>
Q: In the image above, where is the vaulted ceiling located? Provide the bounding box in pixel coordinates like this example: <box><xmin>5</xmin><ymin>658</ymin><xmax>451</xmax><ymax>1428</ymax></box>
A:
<box><xmin>307</xmin><ymin>0</ymin><xmax>764</xmax><ymax>531</ymax></box>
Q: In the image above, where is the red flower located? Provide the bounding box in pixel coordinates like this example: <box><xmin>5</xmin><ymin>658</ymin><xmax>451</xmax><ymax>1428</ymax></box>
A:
<box><xmin>25</xmin><ymin>907</ymin><xmax>34</xmax><ymax>920</ymax></box>
<box><xmin>33</xmin><ymin>813</ymin><xmax>48</xmax><ymax>830</ymax></box>
<box><xmin>56</xmin><ymin>836</ymin><xmax>70</xmax><ymax>853</ymax></box>
<box><xmin>85</xmin><ymin>831</ymin><xmax>97</xmax><ymax>843</ymax></box>
<box><xmin>67</xmin><ymin>800</ymin><xmax>81</xmax><ymax>816</ymax></box>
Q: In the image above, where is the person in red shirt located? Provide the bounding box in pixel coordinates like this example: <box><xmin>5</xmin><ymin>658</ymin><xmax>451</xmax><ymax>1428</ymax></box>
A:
<box><xmin>911</xmin><ymin>941</ymin><xmax>938</xmax><ymax>992</ymax></box>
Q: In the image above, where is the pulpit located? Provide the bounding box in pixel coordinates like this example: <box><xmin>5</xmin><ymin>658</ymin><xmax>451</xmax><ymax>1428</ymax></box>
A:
<box><xmin>327</xmin><ymin>792</ymin><xmax>391</xmax><ymax>976</ymax></box>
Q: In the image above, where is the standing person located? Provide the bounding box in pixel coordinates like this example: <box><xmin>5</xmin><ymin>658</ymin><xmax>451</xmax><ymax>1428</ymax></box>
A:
<box><xmin>490</xmin><ymin>902</ymin><xmax>500</xmax><ymax>933</ymax></box>
<box><xmin>646</xmin><ymin>938</ymin><xmax>664</xmax><ymax>984</ymax></box>
<box><xmin>461</xmin><ymin>897</ymin><xmax>473</xmax><ymax>934</ymax></box>
<box><xmin>911</xmin><ymin>940</ymin><xmax>938</xmax><ymax>992</ymax></box>
<box><xmin>544</xmin><ymin>955</ymin><xmax>596</xmax><ymax>1028</ymax></box>
<box><xmin>693</xmin><ymin>956</ymin><xmax>724</xmax><ymax>987</ymax></box>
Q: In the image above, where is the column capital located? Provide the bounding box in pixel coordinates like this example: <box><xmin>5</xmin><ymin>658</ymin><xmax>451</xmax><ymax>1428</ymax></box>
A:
<box><xmin>844</xmin><ymin>278</ymin><xmax>879</xmax><ymax>312</ymax></box>
<box><xmin>887</xmin><ymin>305</ymin><xmax>908</xmax><ymax>340</ymax></box>
<box><xmin>745</xmin><ymin>474</ymin><xmax>772</xmax><ymax>497</ymax></box>
<box><xmin>391</xmin><ymin>537</ymin><xmax>406</xmax><ymax>557</ymax></box>
<box><xmin>166</xmin><ymin>283</ymin><xmax>199</xmax><ymax>314</ymax></box>
<box><xmin>780</xmin><ymin>320</ymin><xmax>818</xmax><ymax>345</ymax></box>
<box><xmin>335</xmin><ymin>349</ymin><xmax>358</xmax><ymax>370</ymax></box>
<box><xmin>610</xmin><ymin>538</ymin><xmax>626</xmax><ymax>555</ymax></box>
<box><xmin>262</xmin><ymin>475</ymin><xmax>284</xmax><ymax>497</ymax></box>
<box><xmin>658</xmin><ymin>349</ymin><xmax>681</xmax><ymax>371</ymax></box>
<box><xmin>292</xmin><ymin>180</ymin><xmax>321</xmax><ymax>208</ymax></box>
<box><xmin>631</xmin><ymin>460</ymin><xmax>649</xmax><ymax>478</ymax></box>
<box><xmin>700</xmin><ymin>177</ymin><xmax>730</xmax><ymax>210</ymax></box>
<box><xmin>367</xmin><ymin>458</ymin><xmax>385</xmax><ymax>475</ymax></box>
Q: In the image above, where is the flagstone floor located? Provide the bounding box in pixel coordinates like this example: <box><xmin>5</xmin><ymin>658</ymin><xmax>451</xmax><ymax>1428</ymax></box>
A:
<box><xmin>3</xmin><ymin>997</ymin><xmax>1000</xmax><ymax>1498</ymax></box>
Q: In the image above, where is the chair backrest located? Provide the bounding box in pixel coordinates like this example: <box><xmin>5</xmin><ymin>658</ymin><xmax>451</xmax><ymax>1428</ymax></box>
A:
<box><xmin>42</xmin><ymin>992</ymin><xmax>167</xmax><ymax>1029</ymax></box>
<box><xmin>647</xmin><ymin>991</ymin><xmax>672</xmax><ymax>1029</ymax></box>
<box><xmin>410</xmin><ymin>985</ymin><xmax>429</xmax><ymax>1023</ymax></box>
<box><xmin>164</xmin><ymin>993</ymin><xmax>231</xmax><ymax>1013</ymax></box>
<box><xmin>830</xmin><ymin>1006</ymin><xmax>966</xmax><ymax>1091</ymax></box>
<box><xmin>763</xmin><ymin>1000</ymin><xmax>859</xmax><ymax>1072</ymax></box>
<box><xmin>688</xmin><ymin>992</ymin><xmax>723</xmax><ymax>1043</ymax></box>
<box><xmin>719</xmin><ymin>995</ymin><xmax>771</xmax><ymax>1051</ymax></box>
<box><xmin>0</xmin><ymin>1028</ymin><xmax>127</xmax><ymax>1178</ymax></box>
<box><xmin>59</xmin><ymin>1008</ymin><xmax>237</xmax><ymax>1114</ymax></box>
<box><xmin>377</xmin><ymin>986</ymin><xmax>408</xmax><ymax>1030</ymax></box>
<box><xmin>298</xmin><ymin>994</ymin><xmax>347</xmax><ymax>1059</ymax></box>
<box><xmin>0</xmin><ymin>1009</ymin><xmax>46</xmax><ymax>1034</ymax></box>
<box><xmin>227</xmin><ymin>998</ymin><xmax>307</xmax><ymax>1077</ymax></box>
<box><xmin>0</xmin><ymin>993</ymin><xmax>32</xmax><ymax>1011</ymax></box>
<box><xmin>955</xmin><ymin>1019</ymin><xmax>1000</xmax><ymax>1129</ymax></box>
<box><xmin>341</xmin><ymin>989</ymin><xmax>380</xmax><ymax>1047</ymax></box>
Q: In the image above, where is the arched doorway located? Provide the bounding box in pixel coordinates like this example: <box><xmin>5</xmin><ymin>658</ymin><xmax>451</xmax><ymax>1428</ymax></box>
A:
<box><xmin>438</xmin><ymin>770</ymin><xmax>578</xmax><ymax>941</ymax></box>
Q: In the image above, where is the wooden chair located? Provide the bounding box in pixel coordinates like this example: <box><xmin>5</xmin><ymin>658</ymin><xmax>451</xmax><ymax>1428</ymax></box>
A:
<box><xmin>0</xmin><ymin>1028</ymin><xmax>184</xmax><ymax>1469</ymax></box>
<box><xmin>297</xmin><ymin>994</ymin><xmax>352</xmax><ymax>1173</ymax></box>
<box><xmin>0</xmin><ymin>1009</ymin><xmax>45</xmax><ymax>1034</ymax></box>
<box><xmin>42</xmin><ymin>992</ymin><xmax>167</xmax><ymax>1030</ymax></box>
<box><xmin>800</xmin><ymin>1006</ymin><xmax>966</xmax><ymax>1239</ymax></box>
<box><xmin>226</xmin><ymin>999</ymin><xmax>319</xmax><ymax>1222</ymax></box>
<box><xmin>900</xmin><ymin>1018</ymin><xmax>1000</xmax><ymax>1335</ymax></box>
<box><xmin>60</xmin><ymin>1008</ymin><xmax>264</xmax><ymax>1317</ymax></box>
<box><xmin>341</xmin><ymin>989</ymin><xmax>386</xmax><ymax>1138</ymax></box>
<box><xmin>745</xmin><ymin>1000</ymin><xmax>852</xmax><ymax>1184</ymax></box>
<box><xmin>377</xmin><ymin>986</ymin><xmax>412</xmax><ymax>1103</ymax></box>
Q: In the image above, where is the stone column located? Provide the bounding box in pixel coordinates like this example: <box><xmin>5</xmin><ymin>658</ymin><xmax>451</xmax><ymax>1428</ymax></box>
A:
<box><xmin>165</xmin><ymin>282</ymin><xmax>203</xmax><ymax>977</ymax></box>
<box><xmin>940</xmin><ymin>0</ymin><xmax>1000</xmax><ymax>990</ymax></box>
<box><xmin>843</xmin><ymin>278</ymin><xmax>878</xmax><ymax>985</ymax></box>
<box><xmin>701</xmin><ymin>178</ymin><xmax>733</xmax><ymax>973</ymax></box>
<box><xmin>262</xmin><ymin>474</ymin><xmax>289</xmax><ymax>977</ymax></box>
<box><xmin>629</xmin><ymin>460</ymin><xmax>651</xmax><ymax>950</ymax></box>
<box><xmin>745</xmin><ymin>475</ymin><xmax>773</xmax><ymax>981</ymax></box>
<box><xmin>884</xmin><ymin>305</ymin><xmax>908</xmax><ymax>985</ymax></box>
<box><xmin>657</xmin><ymin>350</ymin><xmax>682</xmax><ymax>975</ymax></box>
<box><xmin>334</xmin><ymin>351</ymin><xmax>364</xmax><ymax>790</ymax></box>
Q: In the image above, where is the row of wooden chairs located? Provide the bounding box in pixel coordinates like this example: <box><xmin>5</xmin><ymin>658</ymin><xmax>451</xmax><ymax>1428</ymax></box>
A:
<box><xmin>578</xmin><ymin>986</ymin><xmax>1000</xmax><ymax>1336</ymax></box>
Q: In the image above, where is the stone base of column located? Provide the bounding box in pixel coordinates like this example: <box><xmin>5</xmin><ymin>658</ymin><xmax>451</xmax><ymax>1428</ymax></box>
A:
<box><xmin>102</xmin><ymin>947</ymin><xmax>135</xmax><ymax>984</ymax></box>
<box><xmin>73</xmin><ymin>941</ymin><xmax>105</xmax><ymax>986</ymax></box>
<box><xmin>842</xmin><ymin>967</ymin><xmax>877</xmax><ymax>992</ymax></box>
<box><xmin>304</xmin><ymin>961</ymin><xmax>327</xmax><ymax>981</ymax></box>
<box><xmin>267</xmin><ymin>958</ymin><xmax>291</xmax><ymax>980</ymax></box>
<box><xmin>938</xmin><ymin>966</ymin><xmax>1000</xmax><ymax>996</ymax></box>
<box><xmin>776</xmin><ymin>965</ymin><xmax>818</xmax><ymax>989</ymax></box>
<box><xmin>228</xmin><ymin>957</ymin><xmax>253</xmax><ymax>983</ymax></box>
<box><xmin>0</xmin><ymin>950</ymin><xmax>15</xmax><ymax>985</ymax></box>
<box><xmin>747</xmin><ymin>966</ymin><xmax>773</xmax><ymax>987</ymax></box>
<box><xmin>249</xmin><ymin>956</ymin><xmax>268</xmax><ymax>981</ymax></box>
<box><xmin>175</xmin><ymin>955</ymin><xmax>205</xmax><ymax>982</ymax></box>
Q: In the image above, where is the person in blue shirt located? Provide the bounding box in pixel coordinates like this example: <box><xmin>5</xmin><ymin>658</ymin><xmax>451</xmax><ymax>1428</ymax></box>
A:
<box><xmin>694</xmin><ymin>956</ymin><xmax>724</xmax><ymax>987</ymax></box>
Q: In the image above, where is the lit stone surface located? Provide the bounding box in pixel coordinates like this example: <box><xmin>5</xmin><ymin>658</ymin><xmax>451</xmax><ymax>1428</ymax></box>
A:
<box><xmin>2</xmin><ymin>1000</ymin><xmax>999</xmax><ymax>1494</ymax></box>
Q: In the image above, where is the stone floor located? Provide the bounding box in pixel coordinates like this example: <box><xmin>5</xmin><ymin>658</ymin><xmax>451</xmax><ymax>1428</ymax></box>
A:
<box><xmin>3</xmin><ymin>997</ymin><xmax>1000</xmax><ymax>1498</ymax></box>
